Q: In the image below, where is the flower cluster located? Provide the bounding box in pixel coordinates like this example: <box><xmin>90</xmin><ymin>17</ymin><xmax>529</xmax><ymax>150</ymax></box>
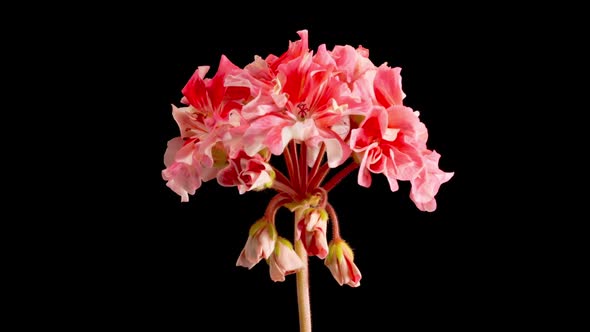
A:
<box><xmin>162</xmin><ymin>30</ymin><xmax>453</xmax><ymax>286</ymax></box>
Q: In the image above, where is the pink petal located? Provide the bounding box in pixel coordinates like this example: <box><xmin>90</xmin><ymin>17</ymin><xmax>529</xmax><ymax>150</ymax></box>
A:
<box><xmin>242</xmin><ymin>114</ymin><xmax>290</xmax><ymax>156</ymax></box>
<box><xmin>350</xmin><ymin>106</ymin><xmax>387</xmax><ymax>151</ymax></box>
<box><xmin>171</xmin><ymin>105</ymin><xmax>208</xmax><ymax>139</ymax></box>
<box><xmin>240</xmin><ymin>92</ymin><xmax>280</xmax><ymax>120</ymax></box>
<box><xmin>330</xmin><ymin>44</ymin><xmax>376</xmax><ymax>84</ymax></box>
<box><xmin>216</xmin><ymin>163</ymin><xmax>239</xmax><ymax>188</ymax></box>
<box><xmin>181</xmin><ymin>67</ymin><xmax>210</xmax><ymax>109</ymax></box>
<box><xmin>383</xmin><ymin>159</ymin><xmax>400</xmax><ymax>192</ymax></box>
<box><xmin>268</xmin><ymin>30</ymin><xmax>309</xmax><ymax>72</ymax></box>
<box><xmin>409</xmin><ymin>150</ymin><xmax>454</xmax><ymax>212</ymax></box>
<box><xmin>357</xmin><ymin>144</ymin><xmax>377</xmax><ymax>188</ymax></box>
<box><xmin>284</xmin><ymin>119</ymin><xmax>319</xmax><ymax>145</ymax></box>
<box><xmin>323</xmin><ymin>134</ymin><xmax>351</xmax><ymax>168</ymax></box>
<box><xmin>374</xmin><ymin>65</ymin><xmax>405</xmax><ymax>108</ymax></box>
<box><xmin>312</xmin><ymin>44</ymin><xmax>337</xmax><ymax>70</ymax></box>
<box><xmin>365</xmin><ymin>147</ymin><xmax>386</xmax><ymax>174</ymax></box>
<box><xmin>387</xmin><ymin>105</ymin><xmax>428</xmax><ymax>146</ymax></box>
<box><xmin>236</xmin><ymin>248</ymin><xmax>257</xmax><ymax>269</ymax></box>
<box><xmin>208</xmin><ymin>55</ymin><xmax>242</xmax><ymax>108</ymax></box>
<box><xmin>163</xmin><ymin>137</ymin><xmax>183</xmax><ymax>167</ymax></box>
<box><xmin>161</xmin><ymin>162</ymin><xmax>202</xmax><ymax>202</ymax></box>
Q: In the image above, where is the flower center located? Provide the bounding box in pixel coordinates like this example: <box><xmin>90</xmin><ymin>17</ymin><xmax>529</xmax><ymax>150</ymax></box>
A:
<box><xmin>296</xmin><ymin>102</ymin><xmax>309</xmax><ymax>119</ymax></box>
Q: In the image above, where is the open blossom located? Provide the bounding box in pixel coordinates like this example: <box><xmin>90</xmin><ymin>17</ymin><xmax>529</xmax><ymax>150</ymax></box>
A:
<box><xmin>347</xmin><ymin>61</ymin><xmax>455</xmax><ymax>212</ymax></box>
<box><xmin>178</xmin><ymin>55</ymin><xmax>249</xmax><ymax>165</ymax></box>
<box><xmin>267</xmin><ymin>237</ymin><xmax>304</xmax><ymax>282</ymax></box>
<box><xmin>325</xmin><ymin>239</ymin><xmax>362</xmax><ymax>287</ymax></box>
<box><xmin>228</xmin><ymin>30</ymin><xmax>371</xmax><ymax>168</ymax></box>
<box><xmin>162</xmin><ymin>56</ymin><xmax>250</xmax><ymax>202</ymax></box>
<box><xmin>236</xmin><ymin>219</ymin><xmax>277</xmax><ymax>269</ymax></box>
<box><xmin>350</xmin><ymin>104</ymin><xmax>426</xmax><ymax>192</ymax></box>
<box><xmin>349</xmin><ymin>64</ymin><xmax>427</xmax><ymax>192</ymax></box>
<box><xmin>222</xmin><ymin>29</ymin><xmax>310</xmax><ymax>114</ymax></box>
<box><xmin>217</xmin><ymin>150</ymin><xmax>275</xmax><ymax>194</ymax></box>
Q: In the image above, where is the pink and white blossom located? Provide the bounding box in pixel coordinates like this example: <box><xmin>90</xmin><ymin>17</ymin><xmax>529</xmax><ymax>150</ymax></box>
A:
<box><xmin>163</xmin><ymin>30</ymin><xmax>454</xmax><ymax>297</ymax></box>
<box><xmin>350</xmin><ymin>105</ymin><xmax>426</xmax><ymax>192</ymax></box>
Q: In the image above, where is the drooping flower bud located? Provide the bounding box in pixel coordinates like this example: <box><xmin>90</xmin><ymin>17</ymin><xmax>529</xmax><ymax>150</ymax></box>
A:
<box><xmin>295</xmin><ymin>207</ymin><xmax>329</xmax><ymax>259</ymax></box>
<box><xmin>267</xmin><ymin>237</ymin><xmax>304</xmax><ymax>282</ymax></box>
<box><xmin>236</xmin><ymin>218</ymin><xmax>277</xmax><ymax>269</ymax></box>
<box><xmin>324</xmin><ymin>239</ymin><xmax>362</xmax><ymax>287</ymax></box>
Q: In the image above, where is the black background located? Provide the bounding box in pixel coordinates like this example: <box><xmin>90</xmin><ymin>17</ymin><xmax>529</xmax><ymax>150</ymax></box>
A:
<box><xmin>35</xmin><ymin>6</ymin><xmax>551</xmax><ymax>331</ymax></box>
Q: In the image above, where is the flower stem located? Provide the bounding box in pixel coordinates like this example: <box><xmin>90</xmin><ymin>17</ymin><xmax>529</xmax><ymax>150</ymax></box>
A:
<box><xmin>325</xmin><ymin>202</ymin><xmax>341</xmax><ymax>240</ymax></box>
<box><xmin>271</xmin><ymin>181</ymin><xmax>299</xmax><ymax>198</ymax></box>
<box><xmin>307</xmin><ymin>164</ymin><xmax>330</xmax><ymax>191</ymax></box>
<box><xmin>299</xmin><ymin>143</ymin><xmax>308</xmax><ymax>195</ymax></box>
<box><xmin>272</xmin><ymin>166</ymin><xmax>291</xmax><ymax>187</ymax></box>
<box><xmin>309</xmin><ymin>143</ymin><xmax>325</xmax><ymax>180</ymax></box>
<box><xmin>289</xmin><ymin>141</ymin><xmax>302</xmax><ymax>196</ymax></box>
<box><xmin>323</xmin><ymin>162</ymin><xmax>359</xmax><ymax>192</ymax></box>
<box><xmin>283</xmin><ymin>144</ymin><xmax>297</xmax><ymax>187</ymax></box>
<box><xmin>264</xmin><ymin>193</ymin><xmax>292</xmax><ymax>221</ymax></box>
<box><xmin>295</xmin><ymin>238</ymin><xmax>312</xmax><ymax>332</ymax></box>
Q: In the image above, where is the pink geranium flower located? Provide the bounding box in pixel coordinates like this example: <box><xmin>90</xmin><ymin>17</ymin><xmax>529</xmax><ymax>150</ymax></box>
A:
<box><xmin>223</xmin><ymin>30</ymin><xmax>309</xmax><ymax>122</ymax></box>
<box><xmin>350</xmin><ymin>105</ymin><xmax>426</xmax><ymax>192</ymax></box>
<box><xmin>162</xmin><ymin>56</ymin><xmax>251</xmax><ymax>202</ymax></box>
<box><xmin>227</xmin><ymin>30</ymin><xmax>367</xmax><ymax>168</ymax></box>
<box><xmin>179</xmin><ymin>56</ymin><xmax>249</xmax><ymax>165</ymax></box>
<box><xmin>243</xmin><ymin>61</ymin><xmax>354</xmax><ymax>167</ymax></box>
<box><xmin>349</xmin><ymin>63</ymin><xmax>439</xmax><ymax>196</ymax></box>
<box><xmin>163</xmin><ymin>30</ymin><xmax>454</xmax><ymax>331</ymax></box>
